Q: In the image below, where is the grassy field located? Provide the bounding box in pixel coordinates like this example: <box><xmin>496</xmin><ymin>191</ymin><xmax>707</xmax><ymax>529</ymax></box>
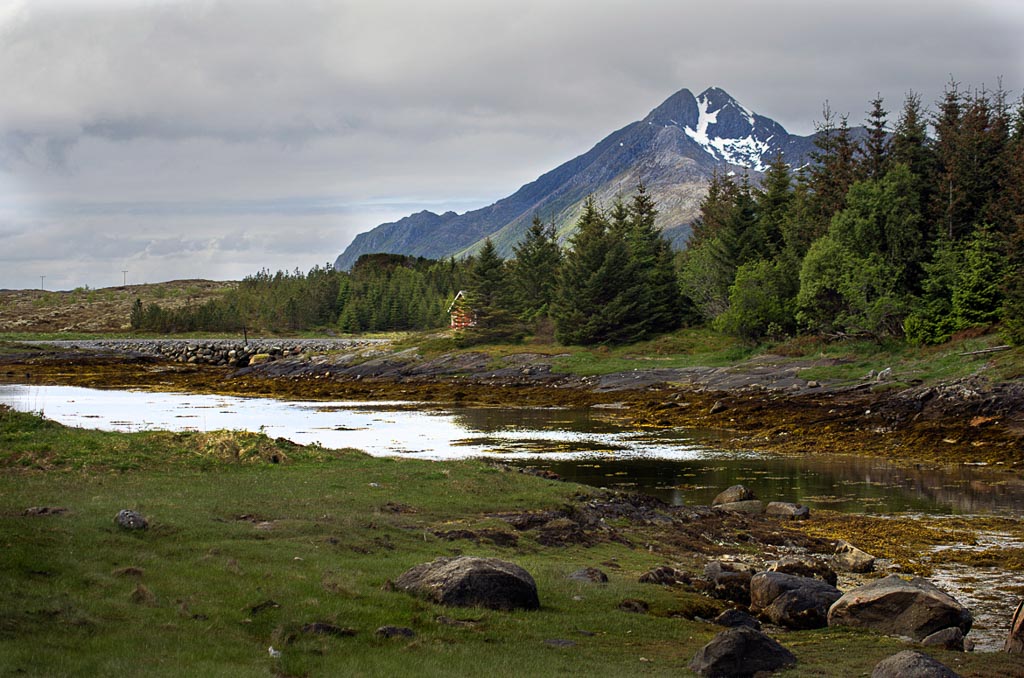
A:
<box><xmin>1</xmin><ymin>407</ymin><xmax>1018</xmax><ymax>677</ymax></box>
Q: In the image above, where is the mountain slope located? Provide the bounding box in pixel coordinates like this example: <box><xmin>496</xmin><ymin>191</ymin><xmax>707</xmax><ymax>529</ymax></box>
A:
<box><xmin>335</xmin><ymin>87</ymin><xmax>820</xmax><ymax>270</ymax></box>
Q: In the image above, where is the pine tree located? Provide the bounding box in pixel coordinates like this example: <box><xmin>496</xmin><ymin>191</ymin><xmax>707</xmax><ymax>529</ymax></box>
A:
<box><xmin>858</xmin><ymin>95</ymin><xmax>890</xmax><ymax>180</ymax></box>
<box><xmin>510</xmin><ymin>216</ymin><xmax>562</xmax><ymax>322</ymax></box>
<box><xmin>627</xmin><ymin>183</ymin><xmax>681</xmax><ymax>335</ymax></box>
<box><xmin>460</xmin><ymin>239</ymin><xmax>521</xmax><ymax>344</ymax></box>
<box><xmin>554</xmin><ymin>198</ymin><xmax>642</xmax><ymax>345</ymax></box>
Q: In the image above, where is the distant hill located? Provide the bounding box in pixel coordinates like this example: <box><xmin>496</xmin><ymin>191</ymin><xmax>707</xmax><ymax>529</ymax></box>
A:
<box><xmin>0</xmin><ymin>280</ymin><xmax>234</xmax><ymax>334</ymax></box>
<box><xmin>335</xmin><ymin>87</ymin><xmax>828</xmax><ymax>270</ymax></box>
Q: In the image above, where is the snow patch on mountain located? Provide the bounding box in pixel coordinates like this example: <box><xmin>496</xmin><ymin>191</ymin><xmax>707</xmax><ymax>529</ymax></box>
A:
<box><xmin>684</xmin><ymin>93</ymin><xmax>769</xmax><ymax>172</ymax></box>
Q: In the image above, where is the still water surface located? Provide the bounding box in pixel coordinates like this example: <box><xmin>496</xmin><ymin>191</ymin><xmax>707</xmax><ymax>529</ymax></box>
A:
<box><xmin>3</xmin><ymin>383</ymin><xmax>1022</xmax><ymax>516</ymax></box>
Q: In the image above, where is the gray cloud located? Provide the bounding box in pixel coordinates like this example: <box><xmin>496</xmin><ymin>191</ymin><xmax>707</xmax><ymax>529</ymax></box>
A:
<box><xmin>1</xmin><ymin>0</ymin><xmax>1022</xmax><ymax>289</ymax></box>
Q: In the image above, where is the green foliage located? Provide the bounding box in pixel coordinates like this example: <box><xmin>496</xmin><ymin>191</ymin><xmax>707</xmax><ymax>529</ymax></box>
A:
<box><xmin>509</xmin><ymin>217</ymin><xmax>561</xmax><ymax>323</ymax></box>
<box><xmin>456</xmin><ymin>240</ymin><xmax>524</xmax><ymax>346</ymax></box>
<box><xmin>715</xmin><ymin>258</ymin><xmax>797</xmax><ymax>341</ymax></box>
<box><xmin>553</xmin><ymin>190</ymin><xmax>679</xmax><ymax>346</ymax></box>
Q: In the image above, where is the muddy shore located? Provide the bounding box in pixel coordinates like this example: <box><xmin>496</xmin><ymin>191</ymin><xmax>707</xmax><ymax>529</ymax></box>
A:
<box><xmin>3</xmin><ymin>338</ymin><xmax>1023</xmax><ymax>468</ymax></box>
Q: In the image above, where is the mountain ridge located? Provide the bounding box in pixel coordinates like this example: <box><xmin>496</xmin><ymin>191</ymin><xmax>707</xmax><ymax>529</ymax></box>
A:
<box><xmin>334</xmin><ymin>87</ymin><xmax>824</xmax><ymax>270</ymax></box>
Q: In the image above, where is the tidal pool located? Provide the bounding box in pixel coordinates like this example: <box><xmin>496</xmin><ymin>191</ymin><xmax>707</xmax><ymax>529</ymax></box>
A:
<box><xmin>3</xmin><ymin>383</ymin><xmax>1023</xmax><ymax>517</ymax></box>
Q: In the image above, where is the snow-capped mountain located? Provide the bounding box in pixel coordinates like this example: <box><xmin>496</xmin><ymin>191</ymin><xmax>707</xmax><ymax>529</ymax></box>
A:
<box><xmin>334</xmin><ymin>87</ymin><xmax>823</xmax><ymax>269</ymax></box>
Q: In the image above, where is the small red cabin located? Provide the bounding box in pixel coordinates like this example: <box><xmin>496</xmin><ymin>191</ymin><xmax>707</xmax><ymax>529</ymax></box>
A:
<box><xmin>447</xmin><ymin>290</ymin><xmax>476</xmax><ymax>329</ymax></box>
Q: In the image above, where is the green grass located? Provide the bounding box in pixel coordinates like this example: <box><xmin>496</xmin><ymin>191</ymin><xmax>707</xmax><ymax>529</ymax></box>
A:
<box><xmin>1</xmin><ymin>408</ymin><xmax>1017</xmax><ymax>677</ymax></box>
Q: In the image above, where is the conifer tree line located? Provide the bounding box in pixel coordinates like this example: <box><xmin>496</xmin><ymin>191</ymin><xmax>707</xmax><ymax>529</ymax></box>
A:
<box><xmin>134</xmin><ymin>79</ymin><xmax>1024</xmax><ymax>347</ymax></box>
<box><xmin>681</xmin><ymin>81</ymin><xmax>1024</xmax><ymax>346</ymax></box>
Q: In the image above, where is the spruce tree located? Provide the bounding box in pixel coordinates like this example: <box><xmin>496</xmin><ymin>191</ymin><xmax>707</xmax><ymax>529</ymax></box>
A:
<box><xmin>627</xmin><ymin>183</ymin><xmax>681</xmax><ymax>335</ymax></box>
<box><xmin>510</xmin><ymin>216</ymin><xmax>562</xmax><ymax>322</ymax></box>
<box><xmin>858</xmin><ymin>95</ymin><xmax>890</xmax><ymax>180</ymax></box>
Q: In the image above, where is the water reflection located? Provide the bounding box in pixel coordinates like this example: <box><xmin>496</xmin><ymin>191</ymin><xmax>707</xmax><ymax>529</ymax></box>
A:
<box><xmin>2</xmin><ymin>383</ymin><xmax>1022</xmax><ymax>516</ymax></box>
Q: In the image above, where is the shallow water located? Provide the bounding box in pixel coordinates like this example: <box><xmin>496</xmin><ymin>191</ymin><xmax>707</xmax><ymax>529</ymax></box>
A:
<box><xmin>3</xmin><ymin>383</ymin><xmax>1023</xmax><ymax>517</ymax></box>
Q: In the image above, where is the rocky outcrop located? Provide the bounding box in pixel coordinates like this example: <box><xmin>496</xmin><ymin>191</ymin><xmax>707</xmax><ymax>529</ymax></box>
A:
<box><xmin>827</xmin><ymin>575</ymin><xmax>972</xmax><ymax>641</ymax></box>
<box><xmin>688</xmin><ymin>626</ymin><xmax>796</xmax><ymax>678</ymax></box>
<box><xmin>392</xmin><ymin>556</ymin><xmax>539</xmax><ymax>611</ymax></box>
<box><xmin>42</xmin><ymin>338</ymin><xmax>381</xmax><ymax>367</ymax></box>
<box><xmin>871</xmin><ymin>650</ymin><xmax>960</xmax><ymax>678</ymax></box>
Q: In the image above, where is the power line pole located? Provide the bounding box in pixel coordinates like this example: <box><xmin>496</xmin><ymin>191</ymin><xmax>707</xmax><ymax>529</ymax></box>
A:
<box><xmin>40</xmin><ymin>275</ymin><xmax>45</xmax><ymax>291</ymax></box>
<box><xmin>122</xmin><ymin>270</ymin><xmax>128</xmax><ymax>287</ymax></box>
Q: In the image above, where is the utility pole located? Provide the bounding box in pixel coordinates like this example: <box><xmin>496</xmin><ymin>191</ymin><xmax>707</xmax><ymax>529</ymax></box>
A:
<box><xmin>40</xmin><ymin>275</ymin><xmax>45</xmax><ymax>291</ymax></box>
<box><xmin>122</xmin><ymin>270</ymin><xmax>128</xmax><ymax>287</ymax></box>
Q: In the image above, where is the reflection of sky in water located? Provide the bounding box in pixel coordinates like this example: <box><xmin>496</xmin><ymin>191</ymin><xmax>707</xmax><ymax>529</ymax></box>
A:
<box><xmin>5</xmin><ymin>383</ymin><xmax>1024</xmax><ymax>517</ymax></box>
<box><xmin>0</xmin><ymin>384</ymin><xmax>732</xmax><ymax>461</ymax></box>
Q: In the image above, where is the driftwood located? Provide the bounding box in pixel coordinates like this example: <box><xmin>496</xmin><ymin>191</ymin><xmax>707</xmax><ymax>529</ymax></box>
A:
<box><xmin>1006</xmin><ymin>599</ymin><xmax>1024</xmax><ymax>653</ymax></box>
<box><xmin>959</xmin><ymin>345</ymin><xmax>1012</xmax><ymax>357</ymax></box>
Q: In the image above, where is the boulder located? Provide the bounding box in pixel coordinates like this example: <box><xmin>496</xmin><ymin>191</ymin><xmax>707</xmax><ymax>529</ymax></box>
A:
<box><xmin>115</xmin><ymin>509</ymin><xmax>148</xmax><ymax>530</ymax></box>
<box><xmin>765</xmin><ymin>501</ymin><xmax>810</xmax><ymax>520</ymax></box>
<box><xmin>749</xmin><ymin>571</ymin><xmax>841</xmax><ymax>630</ymax></box>
<box><xmin>1006</xmin><ymin>599</ymin><xmax>1024</xmax><ymax>653</ymax></box>
<box><xmin>921</xmin><ymin>627</ymin><xmax>965</xmax><ymax>651</ymax></box>
<box><xmin>871</xmin><ymin>650</ymin><xmax>960</xmax><ymax>678</ymax></box>
<box><xmin>714</xmin><ymin>500</ymin><xmax>764</xmax><ymax>515</ymax></box>
<box><xmin>704</xmin><ymin>561</ymin><xmax>754</xmax><ymax>605</ymax></box>
<box><xmin>392</xmin><ymin>557</ymin><xmax>539</xmax><ymax>611</ymax></box>
<box><xmin>827</xmin><ymin>575</ymin><xmax>972</xmax><ymax>641</ymax></box>
<box><xmin>713</xmin><ymin>484</ymin><xmax>756</xmax><ymax>505</ymax></box>
<box><xmin>833</xmin><ymin>539</ymin><xmax>875</xmax><ymax>573</ymax></box>
<box><xmin>767</xmin><ymin>555</ymin><xmax>837</xmax><ymax>586</ymax></box>
<box><xmin>688</xmin><ymin>626</ymin><xmax>796</xmax><ymax>678</ymax></box>
<box><xmin>376</xmin><ymin>626</ymin><xmax>415</xmax><ymax>639</ymax></box>
<box><xmin>712</xmin><ymin>609</ymin><xmax>761</xmax><ymax>630</ymax></box>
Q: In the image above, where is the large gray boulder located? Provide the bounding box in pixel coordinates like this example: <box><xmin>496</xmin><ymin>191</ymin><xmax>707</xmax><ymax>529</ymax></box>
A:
<box><xmin>871</xmin><ymin>650</ymin><xmax>960</xmax><ymax>678</ymax></box>
<box><xmin>767</xmin><ymin>555</ymin><xmax>837</xmax><ymax>586</ymax></box>
<box><xmin>392</xmin><ymin>556</ymin><xmax>539</xmax><ymax>611</ymax></box>
<box><xmin>828</xmin><ymin>575</ymin><xmax>972</xmax><ymax>641</ymax></box>
<box><xmin>1007</xmin><ymin>599</ymin><xmax>1024</xmax><ymax>653</ymax></box>
<box><xmin>688</xmin><ymin>626</ymin><xmax>796</xmax><ymax>678</ymax></box>
<box><xmin>765</xmin><ymin>501</ymin><xmax>810</xmax><ymax>520</ymax></box>
<box><xmin>749</xmin><ymin>571</ymin><xmax>841</xmax><ymax>630</ymax></box>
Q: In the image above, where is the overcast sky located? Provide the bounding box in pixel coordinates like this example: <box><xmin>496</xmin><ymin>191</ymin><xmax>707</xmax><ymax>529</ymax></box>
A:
<box><xmin>1</xmin><ymin>0</ymin><xmax>1022</xmax><ymax>290</ymax></box>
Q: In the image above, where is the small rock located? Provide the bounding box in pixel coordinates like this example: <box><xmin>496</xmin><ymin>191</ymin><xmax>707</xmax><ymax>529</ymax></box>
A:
<box><xmin>567</xmin><ymin>567</ymin><xmax>608</xmax><ymax>583</ymax></box>
<box><xmin>302</xmin><ymin>622</ymin><xmax>356</xmax><ymax>637</ymax></box>
<box><xmin>767</xmin><ymin>555</ymin><xmax>837</xmax><ymax>586</ymax></box>
<box><xmin>765</xmin><ymin>501</ymin><xmax>810</xmax><ymax>521</ymax></box>
<box><xmin>713</xmin><ymin>609</ymin><xmax>761</xmax><ymax>630</ymax></box>
<box><xmin>114</xmin><ymin>509</ymin><xmax>148</xmax><ymax>530</ymax></box>
<box><xmin>23</xmin><ymin>506</ymin><xmax>68</xmax><ymax>516</ymax></box>
<box><xmin>376</xmin><ymin>625</ymin><xmax>415</xmax><ymax>639</ymax></box>
<box><xmin>639</xmin><ymin>565</ymin><xmax>690</xmax><ymax>586</ymax></box>
<box><xmin>709</xmin><ymin>400</ymin><xmax>728</xmax><ymax>415</ymax></box>
<box><xmin>922</xmin><ymin>626</ymin><xmax>965</xmax><ymax>651</ymax></box>
<box><xmin>129</xmin><ymin>583</ymin><xmax>157</xmax><ymax>606</ymax></box>
<box><xmin>833</xmin><ymin>539</ymin><xmax>875</xmax><ymax>573</ymax></box>
<box><xmin>712</xmin><ymin>485</ymin><xmax>756</xmax><ymax>505</ymax></box>
<box><xmin>544</xmin><ymin>639</ymin><xmax>576</xmax><ymax>647</ymax></box>
<box><xmin>112</xmin><ymin>566</ymin><xmax>145</xmax><ymax>578</ymax></box>
<box><xmin>618</xmin><ymin>599</ymin><xmax>649</xmax><ymax>614</ymax></box>
<box><xmin>871</xmin><ymin>650</ymin><xmax>960</xmax><ymax>678</ymax></box>
<box><xmin>688</xmin><ymin>626</ymin><xmax>796</xmax><ymax>678</ymax></box>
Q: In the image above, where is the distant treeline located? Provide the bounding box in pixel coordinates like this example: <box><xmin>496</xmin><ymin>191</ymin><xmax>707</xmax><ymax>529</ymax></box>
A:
<box><xmin>135</xmin><ymin>80</ymin><xmax>1024</xmax><ymax>346</ymax></box>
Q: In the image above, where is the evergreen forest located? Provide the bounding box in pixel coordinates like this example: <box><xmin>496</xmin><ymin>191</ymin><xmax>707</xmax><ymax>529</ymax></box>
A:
<box><xmin>133</xmin><ymin>81</ymin><xmax>1024</xmax><ymax>348</ymax></box>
